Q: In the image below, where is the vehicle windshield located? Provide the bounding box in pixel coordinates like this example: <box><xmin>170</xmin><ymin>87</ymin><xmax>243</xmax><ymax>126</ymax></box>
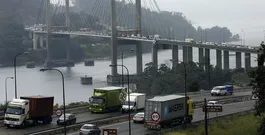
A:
<box><xmin>124</xmin><ymin>101</ymin><xmax>135</xmax><ymax>106</ymax></box>
<box><xmin>59</xmin><ymin>114</ymin><xmax>71</xmax><ymax>119</ymax></box>
<box><xmin>6</xmin><ymin>107</ymin><xmax>24</xmax><ymax>115</ymax></box>
<box><xmin>90</xmin><ymin>97</ymin><xmax>104</xmax><ymax>104</ymax></box>
<box><xmin>136</xmin><ymin>113</ymin><xmax>144</xmax><ymax>117</ymax></box>
<box><xmin>82</xmin><ymin>125</ymin><xmax>93</xmax><ymax>129</ymax></box>
<box><xmin>212</xmin><ymin>87</ymin><xmax>222</xmax><ymax>90</ymax></box>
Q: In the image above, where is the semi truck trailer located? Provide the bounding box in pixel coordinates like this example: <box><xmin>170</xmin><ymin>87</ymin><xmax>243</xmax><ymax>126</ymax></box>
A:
<box><xmin>89</xmin><ymin>86</ymin><xmax>127</xmax><ymax>113</ymax></box>
<box><xmin>121</xmin><ymin>93</ymin><xmax>146</xmax><ymax>113</ymax></box>
<box><xmin>144</xmin><ymin>94</ymin><xmax>194</xmax><ymax>130</ymax></box>
<box><xmin>4</xmin><ymin>96</ymin><xmax>54</xmax><ymax>128</ymax></box>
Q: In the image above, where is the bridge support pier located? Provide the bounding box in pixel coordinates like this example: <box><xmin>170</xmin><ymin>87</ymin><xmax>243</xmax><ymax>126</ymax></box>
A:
<box><xmin>66</xmin><ymin>35</ymin><xmax>71</xmax><ymax>60</ymax></box>
<box><xmin>33</xmin><ymin>33</ymin><xmax>38</xmax><ymax>50</ymax></box>
<box><xmin>172</xmin><ymin>45</ymin><xmax>179</xmax><ymax>68</ymax></box>
<box><xmin>245</xmin><ymin>53</ymin><xmax>251</xmax><ymax>71</ymax></box>
<box><xmin>39</xmin><ymin>36</ymin><xmax>44</xmax><ymax>48</ymax></box>
<box><xmin>187</xmin><ymin>47</ymin><xmax>193</xmax><ymax>62</ymax></box>
<box><xmin>152</xmin><ymin>43</ymin><xmax>158</xmax><ymax>71</ymax></box>
<box><xmin>183</xmin><ymin>46</ymin><xmax>188</xmax><ymax>63</ymax></box>
<box><xmin>216</xmin><ymin>49</ymin><xmax>222</xmax><ymax>69</ymax></box>
<box><xmin>198</xmin><ymin>48</ymin><xmax>204</xmax><ymax>68</ymax></box>
<box><xmin>223</xmin><ymin>51</ymin><xmax>229</xmax><ymax>70</ymax></box>
<box><xmin>236</xmin><ymin>52</ymin><xmax>242</xmax><ymax>69</ymax></box>
<box><xmin>204</xmin><ymin>48</ymin><xmax>210</xmax><ymax>70</ymax></box>
<box><xmin>136</xmin><ymin>43</ymin><xmax>143</xmax><ymax>74</ymax></box>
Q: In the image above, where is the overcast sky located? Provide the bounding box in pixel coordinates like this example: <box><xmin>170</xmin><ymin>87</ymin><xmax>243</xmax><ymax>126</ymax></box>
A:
<box><xmin>155</xmin><ymin>0</ymin><xmax>265</xmax><ymax>45</ymax></box>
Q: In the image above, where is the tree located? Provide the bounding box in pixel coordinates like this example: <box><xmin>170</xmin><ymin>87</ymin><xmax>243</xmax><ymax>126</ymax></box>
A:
<box><xmin>248</xmin><ymin>41</ymin><xmax>265</xmax><ymax>135</ymax></box>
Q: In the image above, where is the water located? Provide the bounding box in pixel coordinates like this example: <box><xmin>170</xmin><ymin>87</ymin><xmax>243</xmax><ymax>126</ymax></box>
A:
<box><xmin>0</xmin><ymin>49</ymin><xmax>258</xmax><ymax>105</ymax></box>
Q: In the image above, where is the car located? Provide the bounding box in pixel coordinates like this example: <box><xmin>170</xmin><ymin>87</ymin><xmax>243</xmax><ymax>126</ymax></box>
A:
<box><xmin>133</xmin><ymin>112</ymin><xmax>145</xmax><ymax>123</ymax></box>
<box><xmin>79</xmin><ymin>124</ymin><xmax>101</xmax><ymax>135</ymax></box>
<box><xmin>207</xmin><ymin>101</ymin><xmax>222</xmax><ymax>106</ymax></box>
<box><xmin>57</xmin><ymin>113</ymin><xmax>76</xmax><ymax>125</ymax></box>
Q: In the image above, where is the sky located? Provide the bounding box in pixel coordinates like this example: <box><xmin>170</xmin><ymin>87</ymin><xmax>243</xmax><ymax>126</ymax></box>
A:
<box><xmin>155</xmin><ymin>0</ymin><xmax>265</xmax><ymax>45</ymax></box>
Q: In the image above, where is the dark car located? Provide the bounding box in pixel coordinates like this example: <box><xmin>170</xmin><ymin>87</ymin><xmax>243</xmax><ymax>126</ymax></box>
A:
<box><xmin>79</xmin><ymin>124</ymin><xmax>101</xmax><ymax>135</ymax></box>
<box><xmin>57</xmin><ymin>113</ymin><xmax>76</xmax><ymax>125</ymax></box>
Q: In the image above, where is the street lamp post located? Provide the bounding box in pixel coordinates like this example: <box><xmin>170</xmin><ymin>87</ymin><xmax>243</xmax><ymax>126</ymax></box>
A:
<box><xmin>121</xmin><ymin>49</ymin><xmax>134</xmax><ymax>87</ymax></box>
<box><xmin>14</xmin><ymin>52</ymin><xmax>29</xmax><ymax>98</ymax></box>
<box><xmin>5</xmin><ymin>77</ymin><xmax>13</xmax><ymax>108</ymax></box>
<box><xmin>109</xmin><ymin>64</ymin><xmax>131</xmax><ymax>135</ymax></box>
<box><xmin>40</xmin><ymin>68</ymin><xmax>66</xmax><ymax>135</ymax></box>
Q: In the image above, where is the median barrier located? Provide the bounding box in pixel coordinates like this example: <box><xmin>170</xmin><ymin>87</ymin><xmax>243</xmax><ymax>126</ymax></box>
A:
<box><xmin>145</xmin><ymin>109</ymin><xmax>255</xmax><ymax>135</ymax></box>
<box><xmin>26</xmin><ymin>113</ymin><xmax>137</xmax><ymax>135</ymax></box>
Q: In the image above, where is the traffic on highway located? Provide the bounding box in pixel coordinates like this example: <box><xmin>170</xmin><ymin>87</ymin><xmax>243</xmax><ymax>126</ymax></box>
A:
<box><xmin>0</xmin><ymin>86</ymin><xmax>253</xmax><ymax>135</ymax></box>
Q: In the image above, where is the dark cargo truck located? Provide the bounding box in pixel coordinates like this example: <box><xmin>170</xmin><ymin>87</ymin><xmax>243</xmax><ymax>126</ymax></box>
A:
<box><xmin>4</xmin><ymin>96</ymin><xmax>54</xmax><ymax>128</ymax></box>
<box><xmin>144</xmin><ymin>95</ymin><xmax>194</xmax><ymax>130</ymax></box>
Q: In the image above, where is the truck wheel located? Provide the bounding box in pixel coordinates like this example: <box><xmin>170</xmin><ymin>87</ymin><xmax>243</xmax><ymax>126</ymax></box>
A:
<box><xmin>20</xmin><ymin>122</ymin><xmax>25</xmax><ymax>128</ymax></box>
<box><xmin>6</xmin><ymin>125</ymin><xmax>10</xmax><ymax>128</ymax></box>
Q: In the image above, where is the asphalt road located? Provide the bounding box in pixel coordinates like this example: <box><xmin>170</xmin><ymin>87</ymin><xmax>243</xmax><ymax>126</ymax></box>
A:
<box><xmin>0</xmin><ymin>89</ymin><xmax>252</xmax><ymax>135</ymax></box>
<box><xmin>68</xmin><ymin>100</ymin><xmax>255</xmax><ymax>135</ymax></box>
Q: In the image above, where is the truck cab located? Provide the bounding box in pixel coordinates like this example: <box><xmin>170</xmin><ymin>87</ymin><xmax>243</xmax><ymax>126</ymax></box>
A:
<box><xmin>4</xmin><ymin>99</ymin><xmax>29</xmax><ymax>127</ymax></box>
<box><xmin>121</xmin><ymin>93</ymin><xmax>146</xmax><ymax>113</ymax></box>
<box><xmin>89</xmin><ymin>87</ymin><xmax>127</xmax><ymax>113</ymax></box>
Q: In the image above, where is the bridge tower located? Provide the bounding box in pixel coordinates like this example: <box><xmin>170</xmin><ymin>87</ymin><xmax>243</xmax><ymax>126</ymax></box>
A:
<box><xmin>65</xmin><ymin>0</ymin><xmax>71</xmax><ymax>60</ymax></box>
<box><xmin>46</xmin><ymin>0</ymin><xmax>51</xmax><ymax>61</ymax></box>
<box><xmin>135</xmin><ymin>0</ymin><xmax>143</xmax><ymax>74</ymax></box>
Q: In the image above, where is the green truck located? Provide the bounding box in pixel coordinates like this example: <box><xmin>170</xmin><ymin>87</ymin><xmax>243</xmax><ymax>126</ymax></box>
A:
<box><xmin>89</xmin><ymin>86</ymin><xmax>127</xmax><ymax>113</ymax></box>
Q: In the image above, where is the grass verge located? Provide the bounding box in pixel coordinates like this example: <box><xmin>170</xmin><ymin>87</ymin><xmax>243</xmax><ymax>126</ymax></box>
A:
<box><xmin>166</xmin><ymin>113</ymin><xmax>259</xmax><ymax>135</ymax></box>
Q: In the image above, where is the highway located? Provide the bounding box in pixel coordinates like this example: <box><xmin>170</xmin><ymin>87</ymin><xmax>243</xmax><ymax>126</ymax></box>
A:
<box><xmin>67</xmin><ymin>100</ymin><xmax>255</xmax><ymax>135</ymax></box>
<box><xmin>0</xmin><ymin>89</ymin><xmax>252</xmax><ymax>135</ymax></box>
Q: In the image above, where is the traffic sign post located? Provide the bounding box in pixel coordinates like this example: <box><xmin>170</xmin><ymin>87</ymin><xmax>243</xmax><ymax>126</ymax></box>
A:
<box><xmin>151</xmin><ymin>112</ymin><xmax>160</xmax><ymax>122</ymax></box>
<box><xmin>55</xmin><ymin>108</ymin><xmax>62</xmax><ymax>117</ymax></box>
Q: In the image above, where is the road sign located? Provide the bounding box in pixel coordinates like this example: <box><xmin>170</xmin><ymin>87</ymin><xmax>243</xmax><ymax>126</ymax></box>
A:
<box><xmin>203</xmin><ymin>105</ymin><xmax>223</xmax><ymax>112</ymax></box>
<box><xmin>151</xmin><ymin>112</ymin><xmax>160</xmax><ymax>122</ymax></box>
<box><xmin>55</xmin><ymin>108</ymin><xmax>62</xmax><ymax>117</ymax></box>
<box><xmin>103</xmin><ymin>129</ymin><xmax>117</xmax><ymax>135</ymax></box>
<box><xmin>251</xmin><ymin>94</ymin><xmax>259</xmax><ymax>100</ymax></box>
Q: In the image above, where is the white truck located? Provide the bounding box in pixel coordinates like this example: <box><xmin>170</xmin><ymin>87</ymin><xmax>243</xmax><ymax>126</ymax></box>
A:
<box><xmin>4</xmin><ymin>96</ymin><xmax>54</xmax><ymax>128</ymax></box>
<box><xmin>121</xmin><ymin>93</ymin><xmax>146</xmax><ymax>113</ymax></box>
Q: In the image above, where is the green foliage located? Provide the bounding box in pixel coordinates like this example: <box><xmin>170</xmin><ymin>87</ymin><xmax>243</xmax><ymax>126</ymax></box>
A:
<box><xmin>166</xmin><ymin>113</ymin><xmax>259</xmax><ymax>135</ymax></box>
<box><xmin>136</xmin><ymin>61</ymin><xmax>235</xmax><ymax>96</ymax></box>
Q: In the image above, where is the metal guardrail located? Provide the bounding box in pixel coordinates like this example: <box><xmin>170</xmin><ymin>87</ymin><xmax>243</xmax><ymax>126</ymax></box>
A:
<box><xmin>24</xmin><ymin>95</ymin><xmax>253</xmax><ymax>135</ymax></box>
<box><xmin>26</xmin><ymin>113</ymin><xmax>137</xmax><ymax>135</ymax></box>
<box><xmin>145</xmin><ymin>109</ymin><xmax>254</xmax><ymax>135</ymax></box>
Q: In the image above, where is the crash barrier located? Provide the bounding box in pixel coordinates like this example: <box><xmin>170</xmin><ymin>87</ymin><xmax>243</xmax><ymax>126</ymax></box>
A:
<box><xmin>193</xmin><ymin>95</ymin><xmax>252</xmax><ymax>109</ymax></box>
<box><xmin>145</xmin><ymin>109</ymin><xmax>254</xmax><ymax>135</ymax></box>
<box><xmin>26</xmin><ymin>113</ymin><xmax>137</xmax><ymax>135</ymax></box>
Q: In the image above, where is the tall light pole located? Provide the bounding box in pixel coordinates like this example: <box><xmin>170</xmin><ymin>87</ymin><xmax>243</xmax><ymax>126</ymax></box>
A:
<box><xmin>109</xmin><ymin>64</ymin><xmax>131</xmax><ymax>135</ymax></box>
<box><xmin>121</xmin><ymin>49</ymin><xmax>134</xmax><ymax>87</ymax></box>
<box><xmin>170</xmin><ymin>59</ymin><xmax>187</xmax><ymax>126</ymax></box>
<box><xmin>14</xmin><ymin>52</ymin><xmax>29</xmax><ymax>98</ymax></box>
<box><xmin>5</xmin><ymin>77</ymin><xmax>13</xmax><ymax>108</ymax></box>
<box><xmin>40</xmin><ymin>68</ymin><xmax>66</xmax><ymax>135</ymax></box>
<box><xmin>263</xmin><ymin>30</ymin><xmax>265</xmax><ymax>41</ymax></box>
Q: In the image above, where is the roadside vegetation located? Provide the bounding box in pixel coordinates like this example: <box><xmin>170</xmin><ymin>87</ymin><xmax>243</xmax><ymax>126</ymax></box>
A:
<box><xmin>136</xmin><ymin>60</ymin><xmax>246</xmax><ymax>96</ymax></box>
<box><xmin>165</xmin><ymin>113</ymin><xmax>259</xmax><ymax>135</ymax></box>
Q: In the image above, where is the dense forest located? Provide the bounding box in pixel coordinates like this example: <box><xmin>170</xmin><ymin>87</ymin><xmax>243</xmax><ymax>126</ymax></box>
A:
<box><xmin>0</xmin><ymin>0</ymin><xmax>240</xmax><ymax>66</ymax></box>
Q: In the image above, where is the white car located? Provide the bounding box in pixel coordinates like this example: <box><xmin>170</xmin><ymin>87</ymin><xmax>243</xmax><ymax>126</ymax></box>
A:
<box><xmin>211</xmin><ymin>86</ymin><xmax>227</xmax><ymax>96</ymax></box>
<box><xmin>133</xmin><ymin>112</ymin><xmax>145</xmax><ymax>123</ymax></box>
<box><xmin>207</xmin><ymin>101</ymin><xmax>222</xmax><ymax>106</ymax></box>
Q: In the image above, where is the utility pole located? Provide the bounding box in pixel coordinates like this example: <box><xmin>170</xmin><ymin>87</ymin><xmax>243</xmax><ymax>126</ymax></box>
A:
<box><xmin>204</xmin><ymin>98</ymin><xmax>208</xmax><ymax>135</ymax></box>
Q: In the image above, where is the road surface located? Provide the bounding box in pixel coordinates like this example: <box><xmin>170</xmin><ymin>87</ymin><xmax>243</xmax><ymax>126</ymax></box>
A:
<box><xmin>0</xmin><ymin>89</ymin><xmax>252</xmax><ymax>135</ymax></box>
<box><xmin>67</xmin><ymin>100</ymin><xmax>255</xmax><ymax>135</ymax></box>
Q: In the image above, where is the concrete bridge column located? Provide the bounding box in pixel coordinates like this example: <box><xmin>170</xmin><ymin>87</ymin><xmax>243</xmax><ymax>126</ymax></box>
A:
<box><xmin>182</xmin><ymin>46</ymin><xmax>188</xmax><ymax>63</ymax></box>
<box><xmin>204</xmin><ymin>48</ymin><xmax>210</xmax><ymax>70</ymax></box>
<box><xmin>33</xmin><ymin>33</ymin><xmax>38</xmax><ymax>50</ymax></box>
<box><xmin>223</xmin><ymin>50</ymin><xmax>229</xmax><ymax>70</ymax></box>
<box><xmin>236</xmin><ymin>52</ymin><xmax>242</xmax><ymax>69</ymax></box>
<box><xmin>245</xmin><ymin>53</ymin><xmax>251</xmax><ymax>71</ymax></box>
<box><xmin>172</xmin><ymin>45</ymin><xmax>179</xmax><ymax>69</ymax></box>
<box><xmin>198</xmin><ymin>48</ymin><xmax>204</xmax><ymax>67</ymax></box>
<box><xmin>39</xmin><ymin>36</ymin><xmax>44</xmax><ymax>48</ymax></box>
<box><xmin>110</xmin><ymin>0</ymin><xmax>117</xmax><ymax>76</ymax></box>
<box><xmin>187</xmin><ymin>47</ymin><xmax>193</xmax><ymax>62</ymax></box>
<box><xmin>216</xmin><ymin>49</ymin><xmax>222</xmax><ymax>69</ymax></box>
<box><xmin>66</xmin><ymin>35</ymin><xmax>71</xmax><ymax>60</ymax></box>
<box><xmin>152</xmin><ymin>43</ymin><xmax>158</xmax><ymax>71</ymax></box>
<box><xmin>136</xmin><ymin>43</ymin><xmax>143</xmax><ymax>74</ymax></box>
